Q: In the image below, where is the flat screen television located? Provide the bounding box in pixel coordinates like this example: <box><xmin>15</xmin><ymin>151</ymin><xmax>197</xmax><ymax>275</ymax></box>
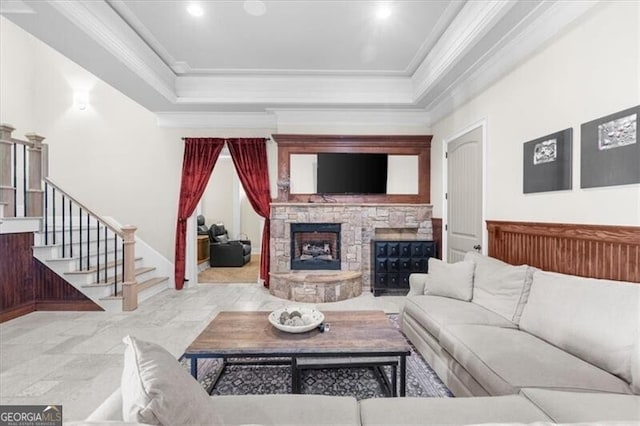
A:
<box><xmin>317</xmin><ymin>153</ymin><xmax>388</xmax><ymax>194</ymax></box>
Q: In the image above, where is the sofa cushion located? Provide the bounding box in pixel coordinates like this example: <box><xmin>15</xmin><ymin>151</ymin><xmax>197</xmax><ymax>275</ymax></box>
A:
<box><xmin>121</xmin><ymin>336</ymin><xmax>220</xmax><ymax>425</ymax></box>
<box><xmin>520</xmin><ymin>388</ymin><xmax>640</xmax><ymax>423</ymax></box>
<box><xmin>86</xmin><ymin>389</ymin><xmax>124</xmax><ymax>422</ymax></box>
<box><xmin>519</xmin><ymin>270</ymin><xmax>640</xmax><ymax>385</ymax></box>
<box><xmin>359</xmin><ymin>394</ymin><xmax>551</xmax><ymax>425</ymax></box>
<box><xmin>632</xmin><ymin>337</ymin><xmax>640</xmax><ymax>394</ymax></box>
<box><xmin>209</xmin><ymin>394</ymin><xmax>360</xmax><ymax>426</ymax></box>
<box><xmin>241</xmin><ymin>243</ymin><xmax>251</xmax><ymax>255</ymax></box>
<box><xmin>440</xmin><ymin>324</ymin><xmax>632</xmax><ymax>395</ymax></box>
<box><xmin>464</xmin><ymin>252</ymin><xmax>535</xmax><ymax>324</ymax></box>
<box><xmin>404</xmin><ymin>295</ymin><xmax>517</xmax><ymax>342</ymax></box>
<box><xmin>423</xmin><ymin>258</ymin><xmax>475</xmax><ymax>301</ymax></box>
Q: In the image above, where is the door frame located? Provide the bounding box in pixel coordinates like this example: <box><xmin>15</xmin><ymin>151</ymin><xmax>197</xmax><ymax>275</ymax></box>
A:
<box><xmin>441</xmin><ymin>119</ymin><xmax>488</xmax><ymax>262</ymax></box>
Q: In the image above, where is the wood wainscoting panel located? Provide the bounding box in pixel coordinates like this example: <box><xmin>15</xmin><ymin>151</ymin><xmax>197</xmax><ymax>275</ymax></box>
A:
<box><xmin>487</xmin><ymin>221</ymin><xmax>640</xmax><ymax>283</ymax></box>
<box><xmin>1</xmin><ymin>232</ymin><xmax>101</xmax><ymax>323</ymax></box>
<box><xmin>33</xmin><ymin>258</ymin><xmax>100</xmax><ymax>303</ymax></box>
<box><xmin>0</xmin><ymin>233</ymin><xmax>35</xmax><ymax>314</ymax></box>
<box><xmin>432</xmin><ymin>218</ymin><xmax>443</xmax><ymax>260</ymax></box>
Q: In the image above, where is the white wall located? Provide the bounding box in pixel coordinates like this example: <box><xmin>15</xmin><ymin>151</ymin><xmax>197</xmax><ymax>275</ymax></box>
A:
<box><xmin>0</xmin><ymin>17</ymin><xmax>36</xmax><ymax>135</ymax></box>
<box><xmin>201</xmin><ymin>158</ymin><xmax>235</xmax><ymax>230</ymax></box>
<box><xmin>0</xmin><ymin>17</ymin><xmax>275</xmax><ymax>262</ymax></box>
<box><xmin>431</xmin><ymin>1</ymin><xmax>640</xmax><ymax>226</ymax></box>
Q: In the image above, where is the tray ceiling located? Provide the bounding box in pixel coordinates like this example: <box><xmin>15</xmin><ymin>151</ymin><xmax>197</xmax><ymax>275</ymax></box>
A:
<box><xmin>1</xmin><ymin>0</ymin><xmax>598</xmax><ymax>126</ymax></box>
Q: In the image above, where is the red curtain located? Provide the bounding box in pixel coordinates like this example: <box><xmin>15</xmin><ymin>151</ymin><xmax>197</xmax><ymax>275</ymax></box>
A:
<box><xmin>227</xmin><ymin>138</ymin><xmax>271</xmax><ymax>287</ymax></box>
<box><xmin>174</xmin><ymin>138</ymin><xmax>225</xmax><ymax>290</ymax></box>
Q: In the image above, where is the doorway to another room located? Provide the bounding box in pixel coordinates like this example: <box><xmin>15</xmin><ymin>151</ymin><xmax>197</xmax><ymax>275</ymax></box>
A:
<box><xmin>196</xmin><ymin>150</ymin><xmax>263</xmax><ymax>284</ymax></box>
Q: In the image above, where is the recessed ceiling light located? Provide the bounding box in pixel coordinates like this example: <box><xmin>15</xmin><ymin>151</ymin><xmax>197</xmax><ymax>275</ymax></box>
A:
<box><xmin>376</xmin><ymin>4</ymin><xmax>391</xmax><ymax>20</ymax></box>
<box><xmin>244</xmin><ymin>0</ymin><xmax>266</xmax><ymax>16</ymax></box>
<box><xmin>187</xmin><ymin>3</ymin><xmax>204</xmax><ymax>17</ymax></box>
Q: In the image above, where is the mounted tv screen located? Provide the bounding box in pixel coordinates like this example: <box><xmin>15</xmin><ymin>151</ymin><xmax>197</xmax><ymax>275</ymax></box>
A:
<box><xmin>317</xmin><ymin>153</ymin><xmax>388</xmax><ymax>194</ymax></box>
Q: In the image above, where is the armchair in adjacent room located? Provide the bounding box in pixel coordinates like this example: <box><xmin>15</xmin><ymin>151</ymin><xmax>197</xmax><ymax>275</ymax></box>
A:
<box><xmin>208</xmin><ymin>224</ymin><xmax>252</xmax><ymax>267</ymax></box>
<box><xmin>196</xmin><ymin>215</ymin><xmax>209</xmax><ymax>235</ymax></box>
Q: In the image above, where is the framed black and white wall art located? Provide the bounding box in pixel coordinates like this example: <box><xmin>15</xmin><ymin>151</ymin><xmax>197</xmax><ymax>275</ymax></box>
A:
<box><xmin>523</xmin><ymin>128</ymin><xmax>573</xmax><ymax>193</ymax></box>
<box><xmin>581</xmin><ymin>105</ymin><xmax>639</xmax><ymax>188</ymax></box>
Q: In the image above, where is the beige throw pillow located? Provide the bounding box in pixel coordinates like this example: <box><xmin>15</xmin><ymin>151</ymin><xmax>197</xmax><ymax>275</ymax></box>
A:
<box><xmin>121</xmin><ymin>335</ymin><xmax>220</xmax><ymax>426</ymax></box>
<box><xmin>464</xmin><ymin>252</ymin><xmax>534</xmax><ymax>324</ymax></box>
<box><xmin>423</xmin><ymin>258</ymin><xmax>475</xmax><ymax>301</ymax></box>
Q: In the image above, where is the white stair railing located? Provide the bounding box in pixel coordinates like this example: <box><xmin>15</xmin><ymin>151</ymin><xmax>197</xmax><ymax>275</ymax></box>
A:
<box><xmin>0</xmin><ymin>124</ymin><xmax>140</xmax><ymax>311</ymax></box>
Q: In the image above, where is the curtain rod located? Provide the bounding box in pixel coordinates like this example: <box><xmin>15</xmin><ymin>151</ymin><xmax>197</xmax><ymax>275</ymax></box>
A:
<box><xmin>181</xmin><ymin>137</ymin><xmax>271</xmax><ymax>141</ymax></box>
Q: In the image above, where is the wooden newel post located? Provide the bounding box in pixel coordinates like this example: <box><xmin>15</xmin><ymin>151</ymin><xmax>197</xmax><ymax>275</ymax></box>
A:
<box><xmin>121</xmin><ymin>225</ymin><xmax>138</xmax><ymax>311</ymax></box>
<box><xmin>25</xmin><ymin>133</ymin><xmax>45</xmax><ymax>217</ymax></box>
<box><xmin>0</xmin><ymin>124</ymin><xmax>16</xmax><ymax>218</ymax></box>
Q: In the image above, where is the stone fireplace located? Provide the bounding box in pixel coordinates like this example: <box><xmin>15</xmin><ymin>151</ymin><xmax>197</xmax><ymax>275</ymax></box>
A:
<box><xmin>269</xmin><ymin>203</ymin><xmax>433</xmax><ymax>302</ymax></box>
<box><xmin>291</xmin><ymin>223</ymin><xmax>341</xmax><ymax>270</ymax></box>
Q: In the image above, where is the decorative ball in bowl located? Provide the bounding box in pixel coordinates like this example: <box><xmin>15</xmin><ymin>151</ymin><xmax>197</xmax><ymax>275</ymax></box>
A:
<box><xmin>268</xmin><ymin>307</ymin><xmax>324</xmax><ymax>333</ymax></box>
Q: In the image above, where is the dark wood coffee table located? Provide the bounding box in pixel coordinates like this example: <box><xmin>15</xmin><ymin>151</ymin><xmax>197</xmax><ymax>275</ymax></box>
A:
<box><xmin>184</xmin><ymin>310</ymin><xmax>411</xmax><ymax>396</ymax></box>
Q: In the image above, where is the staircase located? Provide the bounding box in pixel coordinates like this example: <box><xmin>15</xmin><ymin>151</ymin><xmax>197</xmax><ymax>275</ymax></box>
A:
<box><xmin>0</xmin><ymin>124</ymin><xmax>170</xmax><ymax>312</ymax></box>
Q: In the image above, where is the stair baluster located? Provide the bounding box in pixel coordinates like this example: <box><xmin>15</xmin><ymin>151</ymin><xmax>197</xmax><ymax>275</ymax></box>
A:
<box><xmin>69</xmin><ymin>199</ymin><xmax>73</xmax><ymax>257</ymax></box>
<box><xmin>44</xmin><ymin>181</ymin><xmax>49</xmax><ymax>244</ymax></box>
<box><xmin>61</xmin><ymin>194</ymin><xmax>66</xmax><ymax>257</ymax></box>
<box><xmin>21</xmin><ymin>144</ymin><xmax>26</xmax><ymax>215</ymax></box>
<box><xmin>103</xmin><ymin>225</ymin><xmax>108</xmax><ymax>283</ymax></box>
<box><xmin>79</xmin><ymin>207</ymin><xmax>83</xmax><ymax>268</ymax></box>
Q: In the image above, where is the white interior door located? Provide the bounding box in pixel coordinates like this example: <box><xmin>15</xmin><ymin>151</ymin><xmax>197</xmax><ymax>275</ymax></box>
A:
<box><xmin>447</xmin><ymin>127</ymin><xmax>483</xmax><ymax>263</ymax></box>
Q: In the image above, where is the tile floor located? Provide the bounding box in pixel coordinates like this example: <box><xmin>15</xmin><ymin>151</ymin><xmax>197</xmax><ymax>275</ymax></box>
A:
<box><xmin>0</xmin><ymin>284</ymin><xmax>405</xmax><ymax>421</ymax></box>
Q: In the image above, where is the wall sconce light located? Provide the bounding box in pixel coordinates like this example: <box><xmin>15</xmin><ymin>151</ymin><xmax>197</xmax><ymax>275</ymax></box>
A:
<box><xmin>74</xmin><ymin>91</ymin><xmax>89</xmax><ymax>110</ymax></box>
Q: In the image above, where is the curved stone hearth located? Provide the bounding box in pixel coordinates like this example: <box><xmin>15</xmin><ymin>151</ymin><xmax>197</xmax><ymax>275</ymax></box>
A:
<box><xmin>269</xmin><ymin>271</ymin><xmax>362</xmax><ymax>303</ymax></box>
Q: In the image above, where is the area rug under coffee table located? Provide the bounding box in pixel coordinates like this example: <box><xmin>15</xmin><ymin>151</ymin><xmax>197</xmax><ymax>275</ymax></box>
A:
<box><xmin>183</xmin><ymin>314</ymin><xmax>453</xmax><ymax>400</ymax></box>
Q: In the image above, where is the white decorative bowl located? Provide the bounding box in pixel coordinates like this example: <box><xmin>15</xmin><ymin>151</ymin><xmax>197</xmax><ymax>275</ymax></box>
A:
<box><xmin>268</xmin><ymin>307</ymin><xmax>324</xmax><ymax>333</ymax></box>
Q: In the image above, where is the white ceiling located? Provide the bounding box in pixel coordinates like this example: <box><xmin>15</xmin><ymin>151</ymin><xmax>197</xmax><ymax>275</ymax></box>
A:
<box><xmin>2</xmin><ymin>0</ymin><xmax>598</xmax><ymax>127</ymax></box>
<box><xmin>111</xmin><ymin>0</ymin><xmax>459</xmax><ymax>76</ymax></box>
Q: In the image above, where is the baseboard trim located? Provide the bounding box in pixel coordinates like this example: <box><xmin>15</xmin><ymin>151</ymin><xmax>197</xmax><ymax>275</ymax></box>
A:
<box><xmin>0</xmin><ymin>302</ymin><xmax>36</xmax><ymax>323</ymax></box>
<box><xmin>35</xmin><ymin>300</ymin><xmax>103</xmax><ymax>312</ymax></box>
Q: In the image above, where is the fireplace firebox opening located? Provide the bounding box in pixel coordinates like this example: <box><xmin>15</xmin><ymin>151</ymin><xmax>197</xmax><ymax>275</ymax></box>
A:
<box><xmin>291</xmin><ymin>223</ymin><xmax>341</xmax><ymax>270</ymax></box>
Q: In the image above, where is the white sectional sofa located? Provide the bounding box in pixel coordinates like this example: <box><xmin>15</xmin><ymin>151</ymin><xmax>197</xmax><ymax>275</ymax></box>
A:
<box><xmin>80</xmin><ymin>252</ymin><xmax>640</xmax><ymax>425</ymax></box>
<box><xmin>401</xmin><ymin>252</ymin><xmax>639</xmax><ymax>398</ymax></box>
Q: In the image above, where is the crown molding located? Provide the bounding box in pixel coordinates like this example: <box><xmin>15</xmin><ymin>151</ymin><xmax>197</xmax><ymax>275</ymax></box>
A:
<box><xmin>174</xmin><ymin>75</ymin><xmax>414</xmax><ymax>106</ymax></box>
<box><xmin>156</xmin><ymin>112</ymin><xmax>277</xmax><ymax>129</ymax></box>
<box><xmin>271</xmin><ymin>109</ymin><xmax>431</xmax><ymax>129</ymax></box>
<box><xmin>48</xmin><ymin>0</ymin><xmax>177</xmax><ymax>103</ymax></box>
<box><xmin>167</xmin><ymin>63</ymin><xmax>411</xmax><ymax>77</ymax></box>
<box><xmin>403</xmin><ymin>0</ymin><xmax>466</xmax><ymax>76</ymax></box>
<box><xmin>156</xmin><ymin>109</ymin><xmax>431</xmax><ymax>130</ymax></box>
<box><xmin>411</xmin><ymin>0</ymin><xmax>516</xmax><ymax>104</ymax></box>
<box><xmin>426</xmin><ymin>0</ymin><xmax>600</xmax><ymax>125</ymax></box>
<box><xmin>0</xmin><ymin>0</ymin><xmax>35</xmax><ymax>14</ymax></box>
